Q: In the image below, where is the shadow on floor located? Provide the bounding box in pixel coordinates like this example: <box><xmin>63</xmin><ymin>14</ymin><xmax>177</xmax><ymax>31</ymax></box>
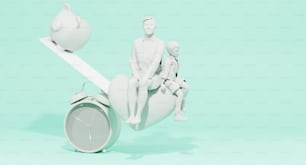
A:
<box><xmin>110</xmin><ymin>132</ymin><xmax>198</xmax><ymax>159</ymax></box>
<box><xmin>25</xmin><ymin>113</ymin><xmax>64</xmax><ymax>137</ymax></box>
<box><xmin>26</xmin><ymin>113</ymin><xmax>198</xmax><ymax>159</ymax></box>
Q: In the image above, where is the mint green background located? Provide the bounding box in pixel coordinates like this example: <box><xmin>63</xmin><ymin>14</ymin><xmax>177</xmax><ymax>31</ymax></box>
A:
<box><xmin>1</xmin><ymin>0</ymin><xmax>306</xmax><ymax>164</ymax></box>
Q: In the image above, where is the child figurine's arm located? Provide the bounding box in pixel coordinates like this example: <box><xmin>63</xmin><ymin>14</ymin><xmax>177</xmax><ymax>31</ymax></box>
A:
<box><xmin>161</xmin><ymin>56</ymin><xmax>172</xmax><ymax>81</ymax></box>
<box><xmin>129</xmin><ymin>42</ymin><xmax>140</xmax><ymax>79</ymax></box>
<box><xmin>143</xmin><ymin>41</ymin><xmax>164</xmax><ymax>81</ymax></box>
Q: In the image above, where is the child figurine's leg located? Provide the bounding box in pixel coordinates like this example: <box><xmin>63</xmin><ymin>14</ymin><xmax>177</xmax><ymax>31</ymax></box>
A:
<box><xmin>181</xmin><ymin>86</ymin><xmax>188</xmax><ymax>112</ymax></box>
<box><xmin>181</xmin><ymin>99</ymin><xmax>186</xmax><ymax>112</ymax></box>
<box><xmin>177</xmin><ymin>78</ymin><xmax>189</xmax><ymax>96</ymax></box>
<box><xmin>174</xmin><ymin>90</ymin><xmax>188</xmax><ymax>121</ymax></box>
<box><xmin>127</xmin><ymin>77</ymin><xmax>138</xmax><ymax>123</ymax></box>
<box><xmin>177</xmin><ymin>78</ymin><xmax>189</xmax><ymax>112</ymax></box>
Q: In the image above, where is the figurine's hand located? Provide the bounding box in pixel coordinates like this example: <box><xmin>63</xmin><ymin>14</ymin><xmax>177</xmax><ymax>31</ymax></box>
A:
<box><xmin>160</xmin><ymin>84</ymin><xmax>166</xmax><ymax>93</ymax></box>
<box><xmin>143</xmin><ymin>72</ymin><xmax>153</xmax><ymax>82</ymax></box>
<box><xmin>140</xmin><ymin>75</ymin><xmax>150</xmax><ymax>84</ymax></box>
<box><xmin>132</xmin><ymin>71</ymin><xmax>140</xmax><ymax>80</ymax></box>
<box><xmin>135</xmin><ymin>75</ymin><xmax>140</xmax><ymax>80</ymax></box>
<box><xmin>139</xmin><ymin>79</ymin><xmax>148</xmax><ymax>86</ymax></box>
<box><xmin>142</xmin><ymin>76</ymin><xmax>149</xmax><ymax>82</ymax></box>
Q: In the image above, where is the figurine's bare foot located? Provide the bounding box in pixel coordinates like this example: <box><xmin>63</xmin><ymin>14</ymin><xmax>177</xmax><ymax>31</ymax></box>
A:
<box><xmin>132</xmin><ymin>117</ymin><xmax>141</xmax><ymax>124</ymax></box>
<box><xmin>175</xmin><ymin>114</ymin><xmax>188</xmax><ymax>121</ymax></box>
<box><xmin>135</xmin><ymin>124</ymin><xmax>139</xmax><ymax>130</ymax></box>
<box><xmin>126</xmin><ymin>117</ymin><xmax>134</xmax><ymax>124</ymax></box>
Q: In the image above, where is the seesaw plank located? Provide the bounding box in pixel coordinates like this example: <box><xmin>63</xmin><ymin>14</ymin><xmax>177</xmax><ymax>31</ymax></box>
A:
<box><xmin>40</xmin><ymin>37</ymin><xmax>110</xmax><ymax>94</ymax></box>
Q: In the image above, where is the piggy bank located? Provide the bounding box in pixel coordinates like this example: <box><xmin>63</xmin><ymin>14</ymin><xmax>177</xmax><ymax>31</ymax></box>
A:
<box><xmin>50</xmin><ymin>3</ymin><xmax>91</xmax><ymax>52</ymax></box>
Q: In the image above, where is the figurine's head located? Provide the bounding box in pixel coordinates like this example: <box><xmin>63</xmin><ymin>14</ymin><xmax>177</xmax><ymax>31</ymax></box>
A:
<box><xmin>143</xmin><ymin>16</ymin><xmax>156</xmax><ymax>37</ymax></box>
<box><xmin>62</xmin><ymin>3</ymin><xmax>71</xmax><ymax>11</ymax></box>
<box><xmin>167</xmin><ymin>41</ymin><xmax>180</xmax><ymax>57</ymax></box>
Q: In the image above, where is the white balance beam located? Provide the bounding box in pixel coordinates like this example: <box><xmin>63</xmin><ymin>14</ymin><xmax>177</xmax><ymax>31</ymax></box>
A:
<box><xmin>40</xmin><ymin>37</ymin><xmax>110</xmax><ymax>94</ymax></box>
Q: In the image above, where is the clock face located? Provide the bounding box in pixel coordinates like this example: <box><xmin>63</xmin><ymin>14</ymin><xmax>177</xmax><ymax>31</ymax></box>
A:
<box><xmin>65</xmin><ymin>103</ymin><xmax>111</xmax><ymax>152</ymax></box>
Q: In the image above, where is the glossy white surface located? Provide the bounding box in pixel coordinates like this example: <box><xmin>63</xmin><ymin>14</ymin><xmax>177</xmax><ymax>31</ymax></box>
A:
<box><xmin>109</xmin><ymin>75</ymin><xmax>176</xmax><ymax>130</ymax></box>
<box><xmin>40</xmin><ymin>37</ymin><xmax>110</xmax><ymax>93</ymax></box>
<box><xmin>50</xmin><ymin>3</ymin><xmax>91</xmax><ymax>52</ymax></box>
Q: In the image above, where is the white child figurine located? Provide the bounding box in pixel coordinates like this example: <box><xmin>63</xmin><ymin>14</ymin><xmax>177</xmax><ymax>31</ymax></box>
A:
<box><xmin>161</xmin><ymin>41</ymin><xmax>189</xmax><ymax>121</ymax></box>
<box><xmin>127</xmin><ymin>16</ymin><xmax>164</xmax><ymax>125</ymax></box>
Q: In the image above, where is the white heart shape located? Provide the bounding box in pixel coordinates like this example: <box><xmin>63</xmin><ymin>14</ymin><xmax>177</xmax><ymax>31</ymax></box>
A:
<box><xmin>108</xmin><ymin>75</ymin><xmax>176</xmax><ymax>130</ymax></box>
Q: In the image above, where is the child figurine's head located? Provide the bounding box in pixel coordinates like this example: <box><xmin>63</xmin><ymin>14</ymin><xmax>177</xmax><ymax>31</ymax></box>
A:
<box><xmin>167</xmin><ymin>41</ymin><xmax>180</xmax><ymax>57</ymax></box>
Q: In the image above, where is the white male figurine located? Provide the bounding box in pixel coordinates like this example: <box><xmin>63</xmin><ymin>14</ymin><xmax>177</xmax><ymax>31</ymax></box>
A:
<box><xmin>127</xmin><ymin>16</ymin><xmax>164</xmax><ymax>126</ymax></box>
<box><xmin>161</xmin><ymin>41</ymin><xmax>189</xmax><ymax>121</ymax></box>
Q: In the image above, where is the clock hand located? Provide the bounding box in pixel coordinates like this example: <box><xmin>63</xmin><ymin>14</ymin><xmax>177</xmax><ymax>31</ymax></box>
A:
<box><xmin>88</xmin><ymin>127</ymin><xmax>93</xmax><ymax>143</ymax></box>
<box><xmin>89</xmin><ymin>111</ymin><xmax>96</xmax><ymax>126</ymax></box>
<box><xmin>73</xmin><ymin>114</ymin><xmax>90</xmax><ymax>127</ymax></box>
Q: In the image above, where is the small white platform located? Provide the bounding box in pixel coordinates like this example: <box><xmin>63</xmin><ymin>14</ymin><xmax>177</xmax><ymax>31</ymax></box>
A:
<box><xmin>40</xmin><ymin>37</ymin><xmax>110</xmax><ymax>94</ymax></box>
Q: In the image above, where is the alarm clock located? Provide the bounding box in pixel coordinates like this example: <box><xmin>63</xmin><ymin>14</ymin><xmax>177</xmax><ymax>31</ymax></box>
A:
<box><xmin>64</xmin><ymin>93</ymin><xmax>121</xmax><ymax>153</ymax></box>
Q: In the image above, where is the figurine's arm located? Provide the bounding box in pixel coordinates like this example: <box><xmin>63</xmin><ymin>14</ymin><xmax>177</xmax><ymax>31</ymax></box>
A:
<box><xmin>161</xmin><ymin>56</ymin><xmax>172</xmax><ymax>81</ymax></box>
<box><xmin>143</xmin><ymin>41</ymin><xmax>164</xmax><ymax>80</ymax></box>
<box><xmin>130</xmin><ymin>43</ymin><xmax>140</xmax><ymax>79</ymax></box>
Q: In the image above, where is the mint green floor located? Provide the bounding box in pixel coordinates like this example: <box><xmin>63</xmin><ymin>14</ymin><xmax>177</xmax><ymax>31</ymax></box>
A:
<box><xmin>1</xmin><ymin>0</ymin><xmax>306</xmax><ymax>164</ymax></box>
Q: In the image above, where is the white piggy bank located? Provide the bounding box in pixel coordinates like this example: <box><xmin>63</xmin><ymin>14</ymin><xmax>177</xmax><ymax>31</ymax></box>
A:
<box><xmin>50</xmin><ymin>3</ymin><xmax>91</xmax><ymax>52</ymax></box>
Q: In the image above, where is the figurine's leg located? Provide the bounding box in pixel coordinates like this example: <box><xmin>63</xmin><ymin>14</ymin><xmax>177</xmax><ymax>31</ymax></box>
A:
<box><xmin>181</xmin><ymin>83</ymin><xmax>189</xmax><ymax>96</ymax></box>
<box><xmin>180</xmin><ymin>85</ymin><xmax>188</xmax><ymax>112</ymax></box>
<box><xmin>177</xmin><ymin>78</ymin><xmax>189</xmax><ymax>96</ymax></box>
<box><xmin>181</xmin><ymin>99</ymin><xmax>186</xmax><ymax>112</ymax></box>
<box><xmin>134</xmin><ymin>81</ymin><xmax>149</xmax><ymax>124</ymax></box>
<box><xmin>177</xmin><ymin>79</ymin><xmax>189</xmax><ymax>112</ymax></box>
<box><xmin>127</xmin><ymin>77</ymin><xmax>138</xmax><ymax>123</ymax></box>
<box><xmin>174</xmin><ymin>90</ymin><xmax>187</xmax><ymax>121</ymax></box>
<box><xmin>175</xmin><ymin>90</ymin><xmax>183</xmax><ymax>114</ymax></box>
